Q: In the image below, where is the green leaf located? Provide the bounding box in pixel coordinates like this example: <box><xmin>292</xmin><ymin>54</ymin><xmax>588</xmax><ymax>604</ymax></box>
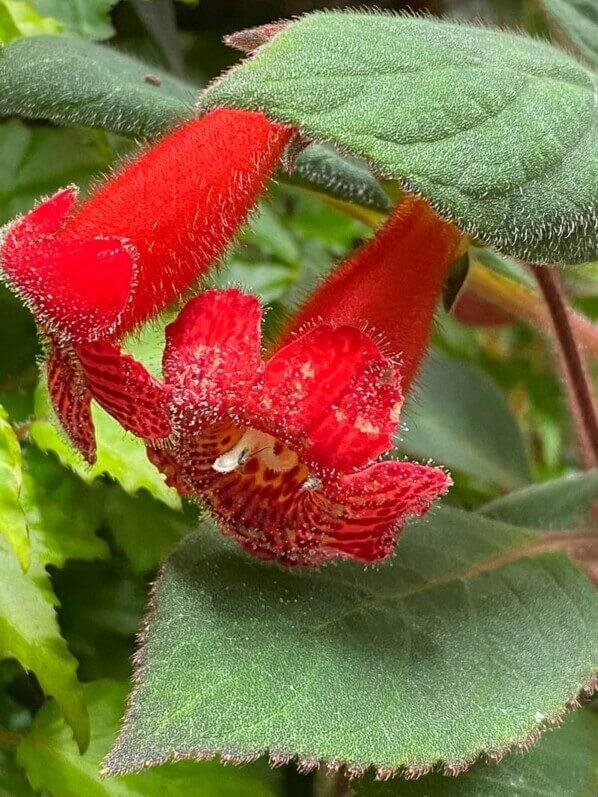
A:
<box><xmin>0</xmin><ymin>448</ymin><xmax>109</xmax><ymax>750</ymax></box>
<box><xmin>17</xmin><ymin>680</ymin><xmax>280</xmax><ymax>796</ymax></box>
<box><xmin>289</xmin><ymin>144</ymin><xmax>392</xmax><ymax>216</ymax></box>
<box><xmin>53</xmin><ymin>558</ymin><xmax>147</xmax><ymax>682</ymax></box>
<box><xmin>104</xmin><ymin>507</ymin><xmax>598</xmax><ymax>776</ymax></box>
<box><xmin>244</xmin><ymin>202</ymin><xmax>300</xmax><ymax>266</ymax></box>
<box><xmin>0</xmin><ymin>405</ymin><xmax>29</xmax><ymax>569</ymax></box>
<box><xmin>539</xmin><ymin>0</ymin><xmax>598</xmax><ymax>68</ymax></box>
<box><xmin>0</xmin><ymin>751</ymin><xmax>37</xmax><ymax>797</ymax></box>
<box><xmin>0</xmin><ymin>119</ymin><xmax>125</xmax><ymax>226</ymax></box>
<box><xmin>399</xmin><ymin>356</ymin><xmax>531</xmax><ymax>491</ymax></box>
<box><xmin>480</xmin><ymin>470</ymin><xmax>598</xmax><ymax>529</ymax></box>
<box><xmin>0</xmin><ymin>36</ymin><xmax>399</xmax><ymax>221</ymax></box>
<box><xmin>0</xmin><ymin>0</ymin><xmax>61</xmax><ymax>44</ymax></box>
<box><xmin>102</xmin><ymin>487</ymin><xmax>193</xmax><ymax>575</ymax></box>
<box><xmin>33</xmin><ymin>0</ymin><xmax>118</xmax><ymax>40</ymax></box>
<box><xmin>354</xmin><ymin>705</ymin><xmax>598</xmax><ymax>796</ymax></box>
<box><xmin>0</xmin><ymin>35</ymin><xmax>194</xmax><ymax>138</ymax></box>
<box><xmin>30</xmin><ymin>384</ymin><xmax>181</xmax><ymax>510</ymax></box>
<box><xmin>201</xmin><ymin>11</ymin><xmax>598</xmax><ymax>264</ymax></box>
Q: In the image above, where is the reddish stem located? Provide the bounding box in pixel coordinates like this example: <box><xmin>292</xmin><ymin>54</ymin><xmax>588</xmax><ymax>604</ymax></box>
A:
<box><xmin>530</xmin><ymin>264</ymin><xmax>598</xmax><ymax>469</ymax></box>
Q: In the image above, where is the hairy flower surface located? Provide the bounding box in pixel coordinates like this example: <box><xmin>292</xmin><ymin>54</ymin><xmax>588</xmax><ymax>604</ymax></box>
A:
<box><xmin>281</xmin><ymin>195</ymin><xmax>463</xmax><ymax>390</ymax></box>
<box><xmin>149</xmin><ymin>288</ymin><xmax>449</xmax><ymax>566</ymax></box>
<box><xmin>0</xmin><ymin>110</ymin><xmax>292</xmax><ymax>460</ymax></box>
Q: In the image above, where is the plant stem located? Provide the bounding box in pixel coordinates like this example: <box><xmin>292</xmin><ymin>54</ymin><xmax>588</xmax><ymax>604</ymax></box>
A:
<box><xmin>530</xmin><ymin>264</ymin><xmax>598</xmax><ymax>469</ymax></box>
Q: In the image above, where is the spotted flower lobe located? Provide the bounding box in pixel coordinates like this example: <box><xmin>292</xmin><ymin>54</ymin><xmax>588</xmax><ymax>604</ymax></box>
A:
<box><xmin>281</xmin><ymin>195</ymin><xmax>464</xmax><ymax>390</ymax></box>
<box><xmin>150</xmin><ymin>288</ymin><xmax>449</xmax><ymax>566</ymax></box>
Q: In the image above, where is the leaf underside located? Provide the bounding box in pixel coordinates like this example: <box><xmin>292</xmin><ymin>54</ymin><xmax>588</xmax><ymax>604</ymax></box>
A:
<box><xmin>201</xmin><ymin>11</ymin><xmax>598</xmax><ymax>264</ymax></box>
<box><xmin>105</xmin><ymin>507</ymin><xmax>598</xmax><ymax>777</ymax></box>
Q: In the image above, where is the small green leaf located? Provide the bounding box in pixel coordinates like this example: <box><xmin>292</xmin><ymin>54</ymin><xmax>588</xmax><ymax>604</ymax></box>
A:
<box><xmin>0</xmin><ymin>0</ymin><xmax>61</xmax><ymax>44</ymax></box>
<box><xmin>201</xmin><ymin>11</ymin><xmax>598</xmax><ymax>264</ymax></box>
<box><xmin>400</xmin><ymin>356</ymin><xmax>531</xmax><ymax>491</ymax></box>
<box><xmin>0</xmin><ymin>405</ymin><xmax>29</xmax><ymax>569</ymax></box>
<box><xmin>105</xmin><ymin>508</ymin><xmax>597</xmax><ymax>776</ymax></box>
<box><xmin>17</xmin><ymin>680</ymin><xmax>280</xmax><ymax>797</ymax></box>
<box><xmin>539</xmin><ymin>0</ymin><xmax>598</xmax><ymax>67</ymax></box>
<box><xmin>0</xmin><ymin>35</ymin><xmax>194</xmax><ymax>138</ymax></box>
<box><xmin>354</xmin><ymin>705</ymin><xmax>598</xmax><ymax>796</ymax></box>
<box><xmin>0</xmin><ymin>448</ymin><xmax>109</xmax><ymax>750</ymax></box>
<box><xmin>289</xmin><ymin>144</ymin><xmax>392</xmax><ymax>216</ymax></box>
<box><xmin>479</xmin><ymin>470</ymin><xmax>598</xmax><ymax>529</ymax></box>
<box><xmin>33</xmin><ymin>0</ymin><xmax>118</xmax><ymax>41</ymax></box>
<box><xmin>30</xmin><ymin>384</ymin><xmax>180</xmax><ymax>510</ymax></box>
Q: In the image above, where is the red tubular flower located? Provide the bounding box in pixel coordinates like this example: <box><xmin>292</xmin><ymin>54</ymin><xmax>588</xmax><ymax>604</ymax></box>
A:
<box><xmin>279</xmin><ymin>195</ymin><xmax>464</xmax><ymax>391</ymax></box>
<box><xmin>0</xmin><ymin>110</ymin><xmax>292</xmax><ymax>461</ymax></box>
<box><xmin>148</xmin><ymin>288</ymin><xmax>449</xmax><ymax>566</ymax></box>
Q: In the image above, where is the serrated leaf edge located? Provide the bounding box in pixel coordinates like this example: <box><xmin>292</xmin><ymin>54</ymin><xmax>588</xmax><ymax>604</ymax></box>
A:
<box><xmin>198</xmin><ymin>9</ymin><xmax>598</xmax><ymax>265</ymax></box>
<box><xmin>102</xmin><ymin>533</ymin><xmax>598</xmax><ymax>781</ymax></box>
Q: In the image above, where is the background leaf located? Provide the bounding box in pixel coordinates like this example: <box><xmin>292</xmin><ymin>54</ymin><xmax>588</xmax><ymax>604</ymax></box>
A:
<box><xmin>0</xmin><ymin>34</ymin><xmax>397</xmax><ymax>222</ymax></box>
<box><xmin>0</xmin><ymin>0</ymin><xmax>61</xmax><ymax>43</ymax></box>
<box><xmin>101</xmin><ymin>487</ymin><xmax>194</xmax><ymax>575</ymax></box>
<box><xmin>353</xmin><ymin>704</ymin><xmax>598</xmax><ymax>796</ymax></box>
<box><xmin>480</xmin><ymin>470</ymin><xmax>598</xmax><ymax>529</ymax></box>
<box><xmin>0</xmin><ymin>119</ymin><xmax>124</xmax><ymax>225</ymax></box>
<box><xmin>0</xmin><ymin>404</ymin><xmax>30</xmax><ymax>569</ymax></box>
<box><xmin>399</xmin><ymin>356</ymin><xmax>531</xmax><ymax>491</ymax></box>
<box><xmin>105</xmin><ymin>508</ymin><xmax>597</xmax><ymax>776</ymax></box>
<box><xmin>538</xmin><ymin>0</ymin><xmax>598</xmax><ymax>67</ymax></box>
<box><xmin>17</xmin><ymin>680</ymin><xmax>281</xmax><ymax>797</ymax></box>
<box><xmin>201</xmin><ymin>11</ymin><xmax>598</xmax><ymax>264</ymax></box>
<box><xmin>30</xmin><ymin>385</ymin><xmax>181</xmax><ymax>510</ymax></box>
<box><xmin>33</xmin><ymin>0</ymin><xmax>119</xmax><ymax>40</ymax></box>
<box><xmin>0</xmin><ymin>448</ymin><xmax>109</xmax><ymax>749</ymax></box>
<box><xmin>0</xmin><ymin>35</ymin><xmax>194</xmax><ymax>138</ymax></box>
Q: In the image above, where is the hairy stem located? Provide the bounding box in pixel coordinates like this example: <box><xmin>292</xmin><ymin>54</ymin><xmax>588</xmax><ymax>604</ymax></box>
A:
<box><xmin>530</xmin><ymin>264</ymin><xmax>598</xmax><ymax>469</ymax></box>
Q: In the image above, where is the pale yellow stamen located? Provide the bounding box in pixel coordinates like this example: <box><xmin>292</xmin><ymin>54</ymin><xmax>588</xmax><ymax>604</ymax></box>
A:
<box><xmin>212</xmin><ymin>428</ymin><xmax>299</xmax><ymax>474</ymax></box>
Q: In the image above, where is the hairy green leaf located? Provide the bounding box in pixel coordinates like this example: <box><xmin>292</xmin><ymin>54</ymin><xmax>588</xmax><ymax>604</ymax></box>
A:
<box><xmin>30</xmin><ymin>385</ymin><xmax>180</xmax><ymax>510</ymax></box>
<box><xmin>480</xmin><ymin>470</ymin><xmax>598</xmax><ymax>529</ymax></box>
<box><xmin>105</xmin><ymin>508</ymin><xmax>597</xmax><ymax>776</ymax></box>
<box><xmin>0</xmin><ymin>405</ymin><xmax>29</xmax><ymax>569</ymax></box>
<box><xmin>0</xmin><ymin>36</ymin><xmax>395</xmax><ymax>219</ymax></box>
<box><xmin>0</xmin><ymin>35</ymin><xmax>194</xmax><ymax>138</ymax></box>
<box><xmin>400</xmin><ymin>356</ymin><xmax>531</xmax><ymax>490</ymax></box>
<box><xmin>33</xmin><ymin>0</ymin><xmax>118</xmax><ymax>40</ymax></box>
<box><xmin>289</xmin><ymin>144</ymin><xmax>392</xmax><ymax>216</ymax></box>
<box><xmin>0</xmin><ymin>448</ymin><xmax>108</xmax><ymax>749</ymax></box>
<box><xmin>17</xmin><ymin>680</ymin><xmax>280</xmax><ymax>796</ymax></box>
<box><xmin>354</xmin><ymin>705</ymin><xmax>598</xmax><ymax>796</ymax></box>
<box><xmin>539</xmin><ymin>0</ymin><xmax>598</xmax><ymax>67</ymax></box>
<box><xmin>201</xmin><ymin>11</ymin><xmax>598</xmax><ymax>264</ymax></box>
